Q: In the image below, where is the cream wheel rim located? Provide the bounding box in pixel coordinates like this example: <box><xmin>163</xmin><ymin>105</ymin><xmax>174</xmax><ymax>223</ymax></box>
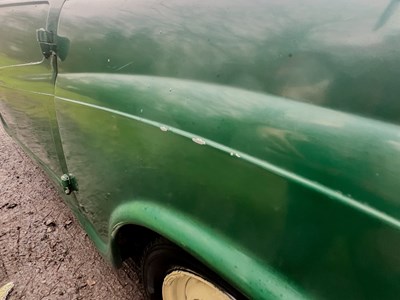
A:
<box><xmin>162</xmin><ymin>270</ymin><xmax>234</xmax><ymax>300</ymax></box>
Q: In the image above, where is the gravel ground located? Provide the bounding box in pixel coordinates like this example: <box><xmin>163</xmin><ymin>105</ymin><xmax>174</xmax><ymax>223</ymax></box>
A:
<box><xmin>0</xmin><ymin>124</ymin><xmax>144</xmax><ymax>299</ymax></box>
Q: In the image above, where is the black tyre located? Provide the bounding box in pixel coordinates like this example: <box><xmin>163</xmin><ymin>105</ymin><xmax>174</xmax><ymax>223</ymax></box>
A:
<box><xmin>141</xmin><ymin>238</ymin><xmax>246</xmax><ymax>300</ymax></box>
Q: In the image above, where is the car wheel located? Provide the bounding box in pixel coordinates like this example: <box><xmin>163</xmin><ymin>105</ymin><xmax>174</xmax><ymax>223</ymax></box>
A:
<box><xmin>141</xmin><ymin>238</ymin><xmax>245</xmax><ymax>300</ymax></box>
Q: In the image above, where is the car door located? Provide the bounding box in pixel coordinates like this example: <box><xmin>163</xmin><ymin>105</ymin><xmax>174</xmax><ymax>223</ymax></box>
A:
<box><xmin>0</xmin><ymin>0</ymin><xmax>66</xmax><ymax>177</ymax></box>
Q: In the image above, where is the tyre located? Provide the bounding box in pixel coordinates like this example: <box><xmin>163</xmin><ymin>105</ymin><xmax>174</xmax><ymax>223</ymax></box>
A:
<box><xmin>141</xmin><ymin>238</ymin><xmax>246</xmax><ymax>300</ymax></box>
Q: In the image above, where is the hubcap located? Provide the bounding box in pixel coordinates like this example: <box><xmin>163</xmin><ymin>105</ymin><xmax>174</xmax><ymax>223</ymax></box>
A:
<box><xmin>162</xmin><ymin>270</ymin><xmax>234</xmax><ymax>300</ymax></box>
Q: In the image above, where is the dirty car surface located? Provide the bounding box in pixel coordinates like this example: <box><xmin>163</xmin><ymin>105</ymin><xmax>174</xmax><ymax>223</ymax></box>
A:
<box><xmin>1</xmin><ymin>0</ymin><xmax>400</xmax><ymax>299</ymax></box>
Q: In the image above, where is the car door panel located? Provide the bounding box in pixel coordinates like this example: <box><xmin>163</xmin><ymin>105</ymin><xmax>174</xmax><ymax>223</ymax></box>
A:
<box><xmin>0</xmin><ymin>0</ymin><xmax>62</xmax><ymax>176</ymax></box>
<box><xmin>54</xmin><ymin>0</ymin><xmax>400</xmax><ymax>299</ymax></box>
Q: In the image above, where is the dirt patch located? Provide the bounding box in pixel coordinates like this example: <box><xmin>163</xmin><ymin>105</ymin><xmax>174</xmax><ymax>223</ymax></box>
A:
<box><xmin>0</xmin><ymin>125</ymin><xmax>144</xmax><ymax>299</ymax></box>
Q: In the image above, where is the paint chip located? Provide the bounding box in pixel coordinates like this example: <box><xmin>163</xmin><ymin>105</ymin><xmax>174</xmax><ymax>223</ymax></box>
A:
<box><xmin>192</xmin><ymin>137</ymin><xmax>206</xmax><ymax>145</ymax></box>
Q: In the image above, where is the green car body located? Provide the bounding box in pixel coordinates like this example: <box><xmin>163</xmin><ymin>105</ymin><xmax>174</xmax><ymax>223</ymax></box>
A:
<box><xmin>1</xmin><ymin>0</ymin><xmax>400</xmax><ymax>299</ymax></box>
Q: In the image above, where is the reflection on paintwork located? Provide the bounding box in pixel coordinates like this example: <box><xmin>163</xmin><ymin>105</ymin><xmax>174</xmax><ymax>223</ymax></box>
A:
<box><xmin>54</xmin><ymin>84</ymin><xmax>400</xmax><ymax>299</ymax></box>
<box><xmin>32</xmin><ymin>0</ymin><xmax>400</xmax><ymax>298</ymax></box>
<box><xmin>0</xmin><ymin>2</ymin><xmax>62</xmax><ymax>176</ymax></box>
<box><xmin>0</xmin><ymin>4</ymin><xmax>47</xmax><ymax>65</ymax></box>
<box><xmin>55</xmin><ymin>94</ymin><xmax>291</xmax><ymax>298</ymax></box>
<box><xmin>374</xmin><ymin>0</ymin><xmax>400</xmax><ymax>30</ymax></box>
<box><xmin>0</xmin><ymin>60</ymin><xmax>44</xmax><ymax>70</ymax></box>
<box><xmin>257</xmin><ymin>127</ymin><xmax>307</xmax><ymax>159</ymax></box>
<box><xmin>58</xmin><ymin>0</ymin><xmax>400</xmax><ymax>123</ymax></box>
<box><xmin>1</xmin><ymin>0</ymin><xmax>400</xmax><ymax>299</ymax></box>
<box><xmin>388</xmin><ymin>140</ymin><xmax>400</xmax><ymax>151</ymax></box>
<box><xmin>56</xmin><ymin>73</ymin><xmax>400</xmax><ymax>224</ymax></box>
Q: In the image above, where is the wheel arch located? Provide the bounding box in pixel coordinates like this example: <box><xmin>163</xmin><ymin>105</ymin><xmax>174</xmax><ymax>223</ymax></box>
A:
<box><xmin>108</xmin><ymin>200</ymin><xmax>307</xmax><ymax>300</ymax></box>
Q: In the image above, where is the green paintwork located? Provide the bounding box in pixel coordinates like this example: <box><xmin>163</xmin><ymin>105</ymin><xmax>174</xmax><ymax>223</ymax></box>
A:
<box><xmin>0</xmin><ymin>1</ymin><xmax>62</xmax><ymax>176</ymax></box>
<box><xmin>1</xmin><ymin>0</ymin><xmax>400</xmax><ymax>299</ymax></box>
